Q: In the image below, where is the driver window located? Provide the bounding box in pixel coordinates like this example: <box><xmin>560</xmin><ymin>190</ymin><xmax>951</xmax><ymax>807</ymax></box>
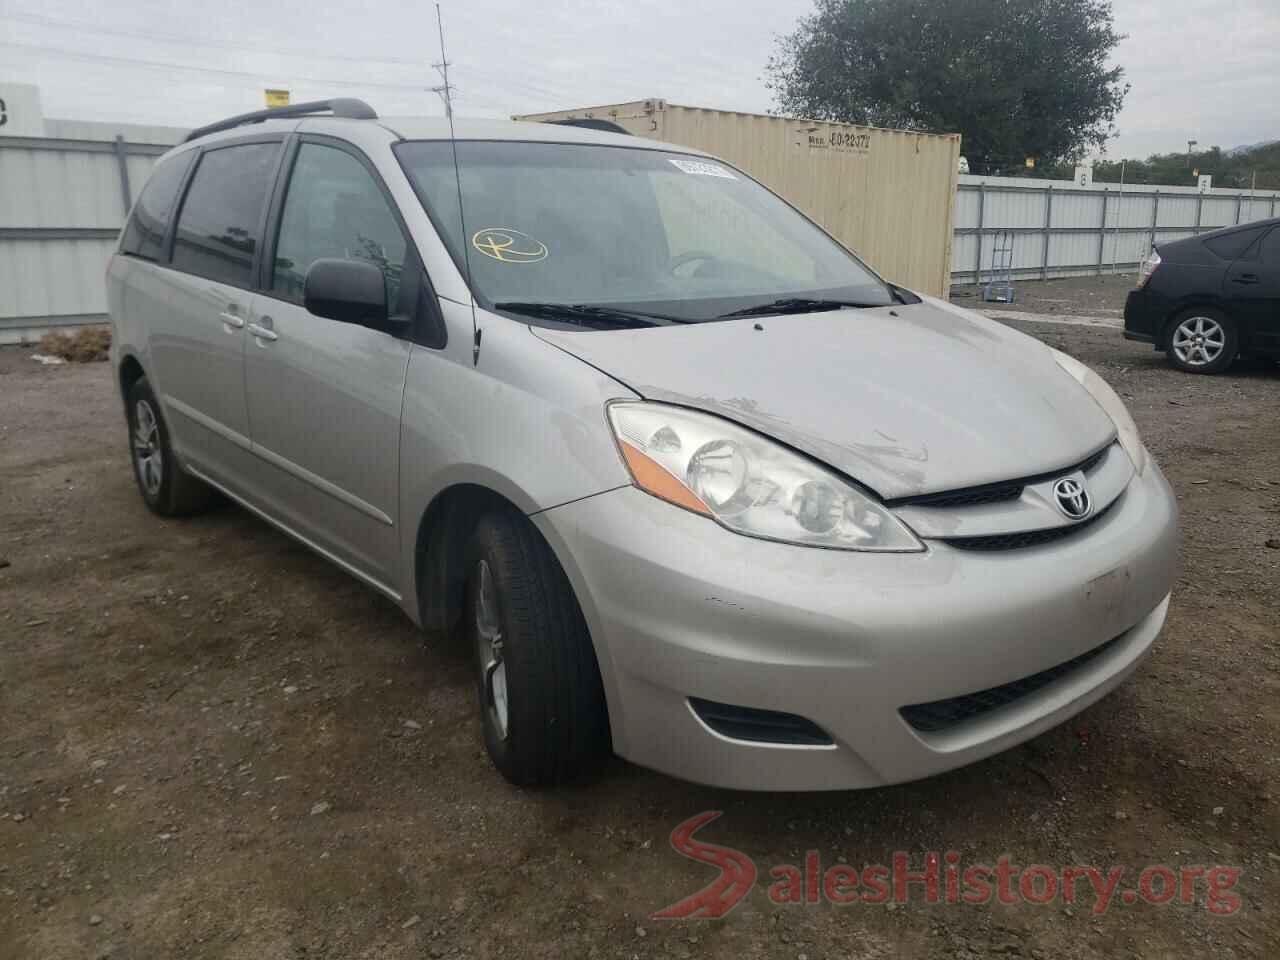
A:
<box><xmin>650</xmin><ymin>171</ymin><xmax>817</xmax><ymax>283</ymax></box>
<box><xmin>273</xmin><ymin>143</ymin><xmax>408</xmax><ymax>308</ymax></box>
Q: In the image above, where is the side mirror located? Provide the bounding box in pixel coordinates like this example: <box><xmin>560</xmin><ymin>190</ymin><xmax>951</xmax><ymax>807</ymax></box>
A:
<box><xmin>304</xmin><ymin>258</ymin><xmax>389</xmax><ymax>329</ymax></box>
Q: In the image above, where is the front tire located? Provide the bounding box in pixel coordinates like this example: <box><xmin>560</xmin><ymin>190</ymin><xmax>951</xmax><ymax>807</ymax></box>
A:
<box><xmin>465</xmin><ymin>510</ymin><xmax>610</xmax><ymax>786</ymax></box>
<box><xmin>1166</xmin><ymin>308</ymin><xmax>1237</xmax><ymax>374</ymax></box>
<box><xmin>125</xmin><ymin>376</ymin><xmax>216</xmax><ymax>516</ymax></box>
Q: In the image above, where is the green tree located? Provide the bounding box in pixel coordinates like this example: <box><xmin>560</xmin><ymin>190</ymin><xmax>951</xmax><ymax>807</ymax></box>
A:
<box><xmin>766</xmin><ymin>0</ymin><xmax>1129</xmax><ymax>175</ymax></box>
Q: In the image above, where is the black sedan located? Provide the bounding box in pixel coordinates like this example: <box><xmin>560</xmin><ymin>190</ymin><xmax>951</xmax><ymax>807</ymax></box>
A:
<box><xmin>1124</xmin><ymin>217</ymin><xmax>1280</xmax><ymax>374</ymax></box>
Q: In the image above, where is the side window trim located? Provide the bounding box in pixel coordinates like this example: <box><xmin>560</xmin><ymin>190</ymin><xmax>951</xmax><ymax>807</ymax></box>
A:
<box><xmin>158</xmin><ymin>147</ymin><xmax>202</xmax><ymax>265</ymax></box>
<box><xmin>119</xmin><ymin>147</ymin><xmax>197</xmax><ymax>263</ymax></box>
<box><xmin>257</xmin><ymin>134</ymin><xmax>302</xmax><ymax>294</ymax></box>
<box><xmin>163</xmin><ymin>133</ymin><xmax>286</xmax><ymax>290</ymax></box>
<box><xmin>259</xmin><ymin>133</ymin><xmax>447</xmax><ymax>348</ymax></box>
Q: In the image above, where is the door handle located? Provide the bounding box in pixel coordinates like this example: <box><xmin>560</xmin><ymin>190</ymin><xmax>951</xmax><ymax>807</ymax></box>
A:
<box><xmin>1231</xmin><ymin>273</ymin><xmax>1260</xmax><ymax>285</ymax></box>
<box><xmin>218</xmin><ymin>311</ymin><xmax>245</xmax><ymax>329</ymax></box>
<box><xmin>247</xmin><ymin>321</ymin><xmax>278</xmax><ymax>342</ymax></box>
<box><xmin>245</xmin><ymin>321</ymin><xmax>276</xmax><ymax>343</ymax></box>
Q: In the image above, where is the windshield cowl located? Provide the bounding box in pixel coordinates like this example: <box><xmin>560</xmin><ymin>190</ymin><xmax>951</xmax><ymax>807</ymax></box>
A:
<box><xmin>493</xmin><ymin>301</ymin><xmax>688</xmax><ymax>330</ymax></box>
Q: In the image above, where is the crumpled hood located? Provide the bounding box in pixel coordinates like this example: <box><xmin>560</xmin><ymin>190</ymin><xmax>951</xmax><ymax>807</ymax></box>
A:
<box><xmin>530</xmin><ymin>295</ymin><xmax>1116</xmax><ymax>499</ymax></box>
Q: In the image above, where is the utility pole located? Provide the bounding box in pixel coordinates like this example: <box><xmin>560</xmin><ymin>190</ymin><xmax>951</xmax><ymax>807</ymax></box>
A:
<box><xmin>431</xmin><ymin>4</ymin><xmax>456</xmax><ymax>119</ymax></box>
<box><xmin>1111</xmin><ymin>159</ymin><xmax>1126</xmax><ymax>275</ymax></box>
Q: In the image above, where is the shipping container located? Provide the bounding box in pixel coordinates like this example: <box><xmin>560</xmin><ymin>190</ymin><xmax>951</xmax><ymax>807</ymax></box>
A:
<box><xmin>514</xmin><ymin>99</ymin><xmax>961</xmax><ymax>297</ymax></box>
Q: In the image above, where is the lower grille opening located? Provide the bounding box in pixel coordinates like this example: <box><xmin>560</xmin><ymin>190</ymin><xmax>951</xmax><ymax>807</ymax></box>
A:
<box><xmin>689</xmin><ymin>697</ymin><xmax>833</xmax><ymax>746</ymax></box>
<box><xmin>899</xmin><ymin>631</ymin><xmax>1127</xmax><ymax>734</ymax></box>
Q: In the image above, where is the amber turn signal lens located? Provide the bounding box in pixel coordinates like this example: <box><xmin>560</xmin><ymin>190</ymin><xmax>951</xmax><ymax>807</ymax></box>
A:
<box><xmin>619</xmin><ymin>441</ymin><xmax>711</xmax><ymax>516</ymax></box>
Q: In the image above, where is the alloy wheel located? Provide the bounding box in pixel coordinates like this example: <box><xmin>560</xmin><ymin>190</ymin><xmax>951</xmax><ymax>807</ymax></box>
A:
<box><xmin>475</xmin><ymin>559</ymin><xmax>510</xmax><ymax>740</ymax></box>
<box><xmin>133</xmin><ymin>399</ymin><xmax>163</xmax><ymax>497</ymax></box>
<box><xmin>1171</xmin><ymin>315</ymin><xmax>1226</xmax><ymax>367</ymax></box>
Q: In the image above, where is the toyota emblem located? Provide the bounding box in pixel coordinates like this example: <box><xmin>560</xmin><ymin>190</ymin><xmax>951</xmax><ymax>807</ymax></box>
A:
<box><xmin>1052</xmin><ymin>477</ymin><xmax>1092</xmax><ymax>520</ymax></box>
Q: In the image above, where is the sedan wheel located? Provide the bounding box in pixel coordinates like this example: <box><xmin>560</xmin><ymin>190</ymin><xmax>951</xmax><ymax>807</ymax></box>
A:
<box><xmin>1171</xmin><ymin>315</ymin><xmax>1225</xmax><ymax>367</ymax></box>
<box><xmin>1166</xmin><ymin>309</ymin><xmax>1237</xmax><ymax>375</ymax></box>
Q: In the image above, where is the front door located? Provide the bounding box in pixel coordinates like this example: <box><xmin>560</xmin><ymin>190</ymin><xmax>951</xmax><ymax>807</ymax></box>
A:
<box><xmin>243</xmin><ymin>139</ymin><xmax>414</xmax><ymax>594</ymax></box>
<box><xmin>1226</xmin><ymin>227</ymin><xmax>1280</xmax><ymax>355</ymax></box>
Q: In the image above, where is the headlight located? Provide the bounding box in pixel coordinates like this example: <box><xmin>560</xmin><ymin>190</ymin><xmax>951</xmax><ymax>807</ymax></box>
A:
<box><xmin>607</xmin><ymin>402</ymin><xmax>923</xmax><ymax>551</ymax></box>
<box><xmin>1051</xmin><ymin>349</ymin><xmax>1148</xmax><ymax>475</ymax></box>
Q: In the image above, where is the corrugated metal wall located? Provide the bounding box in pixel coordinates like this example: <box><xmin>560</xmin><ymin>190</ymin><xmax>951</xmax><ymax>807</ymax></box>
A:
<box><xmin>953</xmin><ymin>174</ymin><xmax>1280</xmax><ymax>284</ymax></box>
<box><xmin>0</xmin><ymin>131</ymin><xmax>178</xmax><ymax>343</ymax></box>
<box><xmin>515</xmin><ymin>100</ymin><xmax>961</xmax><ymax>296</ymax></box>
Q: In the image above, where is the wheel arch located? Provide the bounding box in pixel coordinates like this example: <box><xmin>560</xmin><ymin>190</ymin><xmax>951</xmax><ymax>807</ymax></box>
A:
<box><xmin>117</xmin><ymin>351</ymin><xmax>148</xmax><ymax>418</ymax></box>
<box><xmin>118</xmin><ymin>351</ymin><xmax>146</xmax><ymax>400</ymax></box>
<box><xmin>410</xmin><ymin>479</ymin><xmax>625</xmax><ymax>759</ymax></box>
<box><xmin>413</xmin><ymin>482</ymin><xmax>531</xmax><ymax>636</ymax></box>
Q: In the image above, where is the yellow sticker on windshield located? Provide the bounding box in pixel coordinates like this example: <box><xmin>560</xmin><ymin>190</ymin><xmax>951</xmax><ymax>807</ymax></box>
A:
<box><xmin>471</xmin><ymin>227</ymin><xmax>548</xmax><ymax>263</ymax></box>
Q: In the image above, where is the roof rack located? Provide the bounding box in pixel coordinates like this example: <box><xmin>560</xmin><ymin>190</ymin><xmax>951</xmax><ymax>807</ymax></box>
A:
<box><xmin>184</xmin><ymin>98</ymin><xmax>378</xmax><ymax>143</ymax></box>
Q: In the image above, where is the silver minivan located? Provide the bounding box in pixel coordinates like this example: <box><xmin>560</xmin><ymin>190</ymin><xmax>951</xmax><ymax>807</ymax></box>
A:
<box><xmin>108</xmin><ymin>99</ymin><xmax>1178</xmax><ymax>791</ymax></box>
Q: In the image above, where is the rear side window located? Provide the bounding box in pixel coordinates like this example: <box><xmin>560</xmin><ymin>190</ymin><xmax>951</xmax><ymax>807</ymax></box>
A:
<box><xmin>271</xmin><ymin>143</ymin><xmax>408</xmax><ymax>307</ymax></box>
<box><xmin>171</xmin><ymin>142</ymin><xmax>280</xmax><ymax>287</ymax></box>
<box><xmin>119</xmin><ymin>150</ymin><xmax>195</xmax><ymax>261</ymax></box>
<box><xmin>1204</xmin><ymin>225</ymin><xmax>1266</xmax><ymax>261</ymax></box>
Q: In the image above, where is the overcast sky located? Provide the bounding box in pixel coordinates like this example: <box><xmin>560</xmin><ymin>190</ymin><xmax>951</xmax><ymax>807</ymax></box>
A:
<box><xmin>1</xmin><ymin>0</ymin><xmax>1275</xmax><ymax>159</ymax></box>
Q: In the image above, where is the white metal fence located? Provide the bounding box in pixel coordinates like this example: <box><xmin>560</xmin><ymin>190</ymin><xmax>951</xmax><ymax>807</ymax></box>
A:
<box><xmin>0</xmin><ymin>130</ymin><xmax>180</xmax><ymax>344</ymax></box>
<box><xmin>952</xmin><ymin>174</ymin><xmax>1280</xmax><ymax>285</ymax></box>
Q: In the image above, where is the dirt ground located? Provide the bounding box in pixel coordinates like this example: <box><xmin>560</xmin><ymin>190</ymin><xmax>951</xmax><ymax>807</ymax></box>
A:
<box><xmin>950</xmin><ymin>274</ymin><xmax>1135</xmax><ymax>319</ymax></box>
<box><xmin>2</xmin><ymin>303</ymin><xmax>1278</xmax><ymax>959</ymax></box>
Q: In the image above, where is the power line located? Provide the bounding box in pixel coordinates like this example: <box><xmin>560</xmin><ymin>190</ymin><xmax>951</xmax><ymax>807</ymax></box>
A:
<box><xmin>4</xmin><ymin>10</ymin><xmax>432</xmax><ymax>68</ymax></box>
<box><xmin>5</xmin><ymin>8</ymin><xmax>596</xmax><ymax>114</ymax></box>
<box><xmin>0</xmin><ymin>40</ymin><xmax>432</xmax><ymax>92</ymax></box>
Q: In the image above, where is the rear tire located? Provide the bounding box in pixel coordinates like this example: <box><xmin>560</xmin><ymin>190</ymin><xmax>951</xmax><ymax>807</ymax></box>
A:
<box><xmin>1165</xmin><ymin>308</ymin><xmax>1237</xmax><ymax>375</ymax></box>
<box><xmin>126</xmin><ymin>376</ymin><xmax>217</xmax><ymax>516</ymax></box>
<box><xmin>464</xmin><ymin>509</ymin><xmax>610</xmax><ymax>786</ymax></box>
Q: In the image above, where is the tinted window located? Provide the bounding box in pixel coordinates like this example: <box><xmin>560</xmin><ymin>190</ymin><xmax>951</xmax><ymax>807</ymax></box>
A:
<box><xmin>171</xmin><ymin>142</ymin><xmax>279</xmax><ymax>287</ymax></box>
<box><xmin>120</xmin><ymin>150</ymin><xmax>195</xmax><ymax>261</ymax></box>
<box><xmin>1257</xmin><ymin>228</ymin><xmax>1280</xmax><ymax>266</ymax></box>
<box><xmin>272</xmin><ymin>143</ymin><xmax>407</xmax><ymax>307</ymax></box>
<box><xmin>1204</xmin><ymin>225</ymin><xmax>1266</xmax><ymax>261</ymax></box>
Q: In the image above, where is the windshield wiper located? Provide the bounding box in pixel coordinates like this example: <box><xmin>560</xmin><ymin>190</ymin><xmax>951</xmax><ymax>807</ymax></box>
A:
<box><xmin>717</xmin><ymin>297</ymin><xmax>884</xmax><ymax>319</ymax></box>
<box><xmin>494</xmin><ymin>301</ymin><xmax>688</xmax><ymax>328</ymax></box>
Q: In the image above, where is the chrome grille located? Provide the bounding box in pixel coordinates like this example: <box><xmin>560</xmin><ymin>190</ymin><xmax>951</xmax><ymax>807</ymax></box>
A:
<box><xmin>888</xmin><ymin>443</ymin><xmax>1112</xmax><ymax>510</ymax></box>
<box><xmin>940</xmin><ymin>498</ymin><xmax>1118</xmax><ymax>551</ymax></box>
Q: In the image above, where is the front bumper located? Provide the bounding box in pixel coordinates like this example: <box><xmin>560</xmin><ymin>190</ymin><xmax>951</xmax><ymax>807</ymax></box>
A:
<box><xmin>535</xmin><ymin>459</ymin><xmax>1178</xmax><ymax>791</ymax></box>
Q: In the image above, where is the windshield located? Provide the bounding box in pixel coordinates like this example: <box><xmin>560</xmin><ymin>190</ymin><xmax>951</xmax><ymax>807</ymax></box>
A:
<box><xmin>394</xmin><ymin>140</ymin><xmax>893</xmax><ymax>324</ymax></box>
